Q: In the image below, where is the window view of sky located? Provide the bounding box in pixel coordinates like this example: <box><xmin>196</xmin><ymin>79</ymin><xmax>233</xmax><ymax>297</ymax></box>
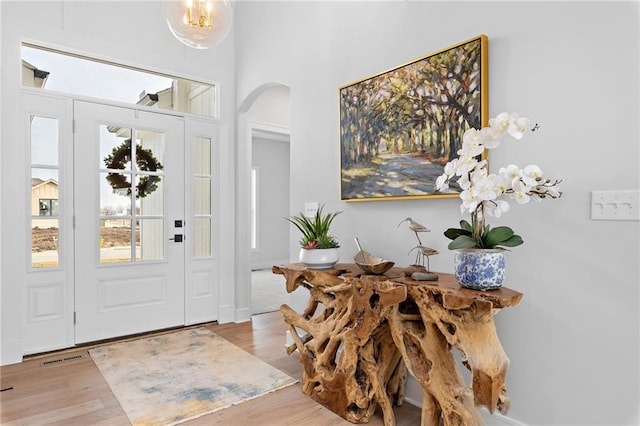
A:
<box><xmin>22</xmin><ymin>45</ymin><xmax>174</xmax><ymax>104</ymax></box>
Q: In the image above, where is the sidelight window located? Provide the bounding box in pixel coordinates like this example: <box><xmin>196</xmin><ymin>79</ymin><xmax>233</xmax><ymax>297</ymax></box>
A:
<box><xmin>193</xmin><ymin>137</ymin><xmax>213</xmax><ymax>258</ymax></box>
<box><xmin>31</xmin><ymin>116</ymin><xmax>60</xmax><ymax>268</ymax></box>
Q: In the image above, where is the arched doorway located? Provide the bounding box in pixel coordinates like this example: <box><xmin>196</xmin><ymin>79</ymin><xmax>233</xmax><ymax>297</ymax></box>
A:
<box><xmin>236</xmin><ymin>84</ymin><xmax>291</xmax><ymax>320</ymax></box>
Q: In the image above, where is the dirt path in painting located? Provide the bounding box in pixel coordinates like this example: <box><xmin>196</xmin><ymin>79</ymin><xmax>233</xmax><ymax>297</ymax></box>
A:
<box><xmin>345</xmin><ymin>153</ymin><xmax>446</xmax><ymax>199</ymax></box>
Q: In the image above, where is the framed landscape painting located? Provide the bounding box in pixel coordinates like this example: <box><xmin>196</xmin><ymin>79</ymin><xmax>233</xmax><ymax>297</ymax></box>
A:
<box><xmin>339</xmin><ymin>35</ymin><xmax>488</xmax><ymax>202</ymax></box>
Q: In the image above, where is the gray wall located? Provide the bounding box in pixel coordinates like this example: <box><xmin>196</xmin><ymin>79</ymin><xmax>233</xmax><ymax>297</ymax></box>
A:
<box><xmin>251</xmin><ymin>136</ymin><xmax>290</xmax><ymax>269</ymax></box>
<box><xmin>235</xmin><ymin>2</ymin><xmax>640</xmax><ymax>425</ymax></box>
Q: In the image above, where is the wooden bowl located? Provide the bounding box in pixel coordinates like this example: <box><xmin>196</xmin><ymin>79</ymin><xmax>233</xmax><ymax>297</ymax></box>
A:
<box><xmin>354</xmin><ymin>251</ymin><xmax>395</xmax><ymax>275</ymax></box>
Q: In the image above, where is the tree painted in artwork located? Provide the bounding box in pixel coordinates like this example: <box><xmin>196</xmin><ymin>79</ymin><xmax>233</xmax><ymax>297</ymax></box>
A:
<box><xmin>340</xmin><ymin>38</ymin><xmax>484</xmax><ymax>170</ymax></box>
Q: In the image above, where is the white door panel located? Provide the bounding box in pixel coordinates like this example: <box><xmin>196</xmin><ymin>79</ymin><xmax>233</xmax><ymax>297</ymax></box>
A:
<box><xmin>74</xmin><ymin>101</ymin><xmax>185</xmax><ymax>343</ymax></box>
<box><xmin>185</xmin><ymin>118</ymin><xmax>219</xmax><ymax>324</ymax></box>
<box><xmin>18</xmin><ymin>94</ymin><xmax>219</xmax><ymax>354</ymax></box>
<box><xmin>21</xmin><ymin>93</ymin><xmax>75</xmax><ymax>354</ymax></box>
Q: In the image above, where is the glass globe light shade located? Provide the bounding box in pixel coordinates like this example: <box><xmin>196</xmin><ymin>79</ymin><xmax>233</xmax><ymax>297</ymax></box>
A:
<box><xmin>163</xmin><ymin>0</ymin><xmax>233</xmax><ymax>49</ymax></box>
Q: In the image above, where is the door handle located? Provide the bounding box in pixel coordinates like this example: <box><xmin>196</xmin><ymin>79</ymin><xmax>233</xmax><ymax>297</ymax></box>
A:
<box><xmin>169</xmin><ymin>234</ymin><xmax>183</xmax><ymax>242</ymax></box>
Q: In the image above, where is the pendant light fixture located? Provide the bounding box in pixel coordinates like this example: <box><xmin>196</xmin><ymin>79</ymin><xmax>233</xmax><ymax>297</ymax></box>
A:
<box><xmin>163</xmin><ymin>0</ymin><xmax>233</xmax><ymax>49</ymax></box>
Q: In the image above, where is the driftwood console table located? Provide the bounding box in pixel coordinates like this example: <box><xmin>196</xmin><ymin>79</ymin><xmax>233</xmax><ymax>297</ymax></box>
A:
<box><xmin>272</xmin><ymin>263</ymin><xmax>523</xmax><ymax>426</ymax></box>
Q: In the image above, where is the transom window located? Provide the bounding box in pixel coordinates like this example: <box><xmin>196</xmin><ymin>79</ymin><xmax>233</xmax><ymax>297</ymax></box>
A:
<box><xmin>21</xmin><ymin>43</ymin><xmax>217</xmax><ymax>118</ymax></box>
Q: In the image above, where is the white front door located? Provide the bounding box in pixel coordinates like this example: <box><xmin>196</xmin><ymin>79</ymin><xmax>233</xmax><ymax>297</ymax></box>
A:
<box><xmin>74</xmin><ymin>101</ymin><xmax>186</xmax><ymax>343</ymax></box>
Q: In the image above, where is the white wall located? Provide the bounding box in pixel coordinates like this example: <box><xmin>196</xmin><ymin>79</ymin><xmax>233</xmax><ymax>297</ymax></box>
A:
<box><xmin>235</xmin><ymin>84</ymin><xmax>290</xmax><ymax>318</ymax></box>
<box><xmin>0</xmin><ymin>1</ymin><xmax>237</xmax><ymax>363</ymax></box>
<box><xmin>1</xmin><ymin>1</ymin><xmax>638</xmax><ymax>424</ymax></box>
<box><xmin>235</xmin><ymin>2</ymin><xmax>639</xmax><ymax>425</ymax></box>
<box><xmin>247</xmin><ymin>85</ymin><xmax>290</xmax><ymax>271</ymax></box>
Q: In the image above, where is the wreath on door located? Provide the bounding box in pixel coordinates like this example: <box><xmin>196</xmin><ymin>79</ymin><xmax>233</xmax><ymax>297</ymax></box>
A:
<box><xmin>103</xmin><ymin>139</ymin><xmax>164</xmax><ymax>199</ymax></box>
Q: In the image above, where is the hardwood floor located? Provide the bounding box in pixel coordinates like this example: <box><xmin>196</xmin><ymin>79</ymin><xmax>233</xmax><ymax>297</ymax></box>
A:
<box><xmin>0</xmin><ymin>312</ymin><xmax>422</xmax><ymax>425</ymax></box>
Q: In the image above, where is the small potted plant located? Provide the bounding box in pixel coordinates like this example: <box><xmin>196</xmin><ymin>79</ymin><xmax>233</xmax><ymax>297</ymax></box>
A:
<box><xmin>287</xmin><ymin>204</ymin><xmax>342</xmax><ymax>269</ymax></box>
<box><xmin>436</xmin><ymin>112</ymin><xmax>562</xmax><ymax>290</ymax></box>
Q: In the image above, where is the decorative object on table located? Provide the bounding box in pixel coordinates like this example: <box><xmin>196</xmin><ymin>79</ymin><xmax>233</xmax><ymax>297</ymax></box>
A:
<box><xmin>398</xmin><ymin>217</ymin><xmax>430</xmax><ymax>244</ymax></box>
<box><xmin>286</xmin><ymin>204</ymin><xmax>342</xmax><ymax>269</ymax></box>
<box><xmin>353</xmin><ymin>237</ymin><xmax>395</xmax><ymax>275</ymax></box>
<box><xmin>407</xmin><ymin>245</ymin><xmax>439</xmax><ymax>271</ymax></box>
<box><xmin>402</xmin><ymin>264</ymin><xmax>429</xmax><ymax>277</ymax></box>
<box><xmin>410</xmin><ymin>270</ymin><xmax>439</xmax><ymax>281</ymax></box>
<box><xmin>398</xmin><ymin>217</ymin><xmax>439</xmax><ymax>273</ymax></box>
<box><xmin>340</xmin><ymin>35</ymin><xmax>487</xmax><ymax>201</ymax></box>
<box><xmin>453</xmin><ymin>248</ymin><xmax>505</xmax><ymax>290</ymax></box>
<box><xmin>436</xmin><ymin>112</ymin><xmax>562</xmax><ymax>290</ymax></box>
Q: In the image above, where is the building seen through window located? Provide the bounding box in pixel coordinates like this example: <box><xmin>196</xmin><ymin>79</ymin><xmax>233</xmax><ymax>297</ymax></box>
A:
<box><xmin>39</xmin><ymin>198</ymin><xmax>59</xmax><ymax>216</ymax></box>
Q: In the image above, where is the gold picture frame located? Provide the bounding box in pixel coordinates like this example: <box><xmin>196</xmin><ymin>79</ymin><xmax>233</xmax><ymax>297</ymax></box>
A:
<box><xmin>339</xmin><ymin>35</ymin><xmax>488</xmax><ymax>202</ymax></box>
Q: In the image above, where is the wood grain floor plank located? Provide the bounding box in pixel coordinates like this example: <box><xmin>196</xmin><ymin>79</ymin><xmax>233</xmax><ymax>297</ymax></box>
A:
<box><xmin>0</xmin><ymin>311</ymin><xmax>421</xmax><ymax>425</ymax></box>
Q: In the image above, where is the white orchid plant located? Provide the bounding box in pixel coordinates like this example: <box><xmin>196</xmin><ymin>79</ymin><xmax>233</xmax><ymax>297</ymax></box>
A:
<box><xmin>436</xmin><ymin>112</ymin><xmax>562</xmax><ymax>250</ymax></box>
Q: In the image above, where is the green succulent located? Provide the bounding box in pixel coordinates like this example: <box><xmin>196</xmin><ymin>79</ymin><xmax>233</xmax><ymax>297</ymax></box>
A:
<box><xmin>286</xmin><ymin>204</ymin><xmax>342</xmax><ymax>249</ymax></box>
<box><xmin>444</xmin><ymin>219</ymin><xmax>524</xmax><ymax>250</ymax></box>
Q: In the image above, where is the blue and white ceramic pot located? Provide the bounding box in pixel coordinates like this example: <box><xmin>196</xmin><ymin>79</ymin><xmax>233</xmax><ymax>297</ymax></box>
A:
<box><xmin>454</xmin><ymin>249</ymin><xmax>506</xmax><ymax>290</ymax></box>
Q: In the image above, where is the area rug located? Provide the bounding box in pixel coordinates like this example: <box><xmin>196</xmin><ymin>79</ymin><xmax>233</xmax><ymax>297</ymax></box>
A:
<box><xmin>89</xmin><ymin>327</ymin><xmax>297</xmax><ymax>425</ymax></box>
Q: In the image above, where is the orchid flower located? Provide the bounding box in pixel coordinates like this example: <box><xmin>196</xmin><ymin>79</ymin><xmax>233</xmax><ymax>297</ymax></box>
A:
<box><xmin>437</xmin><ymin>112</ymin><xmax>562</xmax><ymax>250</ymax></box>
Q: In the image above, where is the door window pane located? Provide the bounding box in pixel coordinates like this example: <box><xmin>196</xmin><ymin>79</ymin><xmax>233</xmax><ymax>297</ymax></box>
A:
<box><xmin>136</xmin><ymin>219</ymin><xmax>164</xmax><ymax>261</ymax></box>
<box><xmin>31</xmin><ymin>169</ymin><xmax>59</xmax><ymax>216</ymax></box>
<box><xmin>194</xmin><ymin>137</ymin><xmax>211</xmax><ymax>174</ymax></box>
<box><xmin>100</xmin><ymin>220</ymin><xmax>133</xmax><ymax>264</ymax></box>
<box><xmin>194</xmin><ymin>179</ymin><xmax>210</xmax><ymax>215</ymax></box>
<box><xmin>101</xmin><ymin>126</ymin><xmax>132</xmax><ymax>170</ymax></box>
<box><xmin>193</xmin><ymin>137</ymin><xmax>212</xmax><ymax>257</ymax></box>
<box><xmin>101</xmin><ymin>172</ymin><xmax>132</xmax><ymax>215</ymax></box>
<box><xmin>134</xmin><ymin>129</ymin><xmax>165</xmax><ymax>216</ymax></box>
<box><xmin>193</xmin><ymin>218</ymin><xmax>211</xmax><ymax>258</ymax></box>
<box><xmin>31</xmin><ymin>116</ymin><xmax>58</xmax><ymax>165</ymax></box>
<box><xmin>137</xmin><ymin>129</ymin><xmax>165</xmax><ymax>166</ymax></box>
<box><xmin>30</xmin><ymin>116</ymin><xmax>59</xmax><ymax>270</ymax></box>
<box><xmin>32</xmin><ymin>219</ymin><xmax>59</xmax><ymax>268</ymax></box>
<box><xmin>136</xmin><ymin>176</ymin><xmax>164</xmax><ymax>216</ymax></box>
<box><xmin>99</xmin><ymin>126</ymin><xmax>165</xmax><ymax>264</ymax></box>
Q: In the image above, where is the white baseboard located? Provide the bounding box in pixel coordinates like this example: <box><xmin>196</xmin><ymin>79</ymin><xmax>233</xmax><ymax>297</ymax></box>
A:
<box><xmin>234</xmin><ymin>307</ymin><xmax>252</xmax><ymax>323</ymax></box>
<box><xmin>403</xmin><ymin>376</ymin><xmax>525</xmax><ymax>425</ymax></box>
<box><xmin>480</xmin><ymin>409</ymin><xmax>527</xmax><ymax>426</ymax></box>
<box><xmin>218</xmin><ymin>304</ymin><xmax>235</xmax><ymax>323</ymax></box>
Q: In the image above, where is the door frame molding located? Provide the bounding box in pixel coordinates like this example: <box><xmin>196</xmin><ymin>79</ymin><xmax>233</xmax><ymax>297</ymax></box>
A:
<box><xmin>10</xmin><ymin>89</ymin><xmax>225</xmax><ymax>360</ymax></box>
<box><xmin>235</xmin><ymin>116</ymin><xmax>290</xmax><ymax>322</ymax></box>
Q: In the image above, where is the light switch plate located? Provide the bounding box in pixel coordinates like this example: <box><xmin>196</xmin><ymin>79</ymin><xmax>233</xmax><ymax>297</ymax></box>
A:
<box><xmin>591</xmin><ymin>190</ymin><xmax>639</xmax><ymax>221</ymax></box>
<box><xmin>305</xmin><ymin>202</ymin><xmax>319</xmax><ymax>218</ymax></box>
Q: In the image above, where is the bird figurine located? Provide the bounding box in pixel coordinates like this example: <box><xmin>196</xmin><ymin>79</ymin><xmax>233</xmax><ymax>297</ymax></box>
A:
<box><xmin>398</xmin><ymin>217</ymin><xmax>430</xmax><ymax>245</ymax></box>
<box><xmin>408</xmin><ymin>245</ymin><xmax>439</xmax><ymax>271</ymax></box>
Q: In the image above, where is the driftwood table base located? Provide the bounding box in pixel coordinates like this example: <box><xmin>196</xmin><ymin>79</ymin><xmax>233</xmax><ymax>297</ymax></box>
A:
<box><xmin>273</xmin><ymin>263</ymin><xmax>523</xmax><ymax>426</ymax></box>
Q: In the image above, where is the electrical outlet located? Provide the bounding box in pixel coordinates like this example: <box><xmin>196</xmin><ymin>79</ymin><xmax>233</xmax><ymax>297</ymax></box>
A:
<box><xmin>304</xmin><ymin>202</ymin><xmax>319</xmax><ymax>218</ymax></box>
<box><xmin>591</xmin><ymin>190</ymin><xmax>640</xmax><ymax>221</ymax></box>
